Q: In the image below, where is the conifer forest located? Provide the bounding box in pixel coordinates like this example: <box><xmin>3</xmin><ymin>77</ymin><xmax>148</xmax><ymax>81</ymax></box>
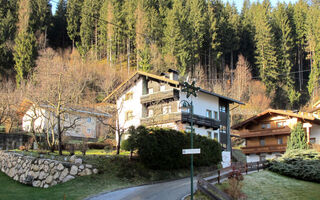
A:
<box><xmin>1</xmin><ymin>0</ymin><xmax>320</xmax><ymax>117</ymax></box>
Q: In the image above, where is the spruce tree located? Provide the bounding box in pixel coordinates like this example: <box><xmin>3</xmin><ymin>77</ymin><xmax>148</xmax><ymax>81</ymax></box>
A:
<box><xmin>66</xmin><ymin>0</ymin><xmax>83</xmax><ymax>49</ymax></box>
<box><xmin>287</xmin><ymin>122</ymin><xmax>308</xmax><ymax>150</ymax></box>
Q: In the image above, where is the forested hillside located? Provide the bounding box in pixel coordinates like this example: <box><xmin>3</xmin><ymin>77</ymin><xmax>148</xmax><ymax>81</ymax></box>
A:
<box><xmin>1</xmin><ymin>0</ymin><xmax>320</xmax><ymax>115</ymax></box>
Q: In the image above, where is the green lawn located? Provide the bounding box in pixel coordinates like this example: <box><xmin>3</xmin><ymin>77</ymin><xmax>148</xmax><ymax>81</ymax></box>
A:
<box><xmin>219</xmin><ymin>170</ymin><xmax>320</xmax><ymax>200</ymax></box>
<box><xmin>0</xmin><ymin>155</ymin><xmax>211</xmax><ymax>200</ymax></box>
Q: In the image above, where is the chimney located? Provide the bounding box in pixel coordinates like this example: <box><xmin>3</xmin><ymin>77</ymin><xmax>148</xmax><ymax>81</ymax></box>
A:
<box><xmin>168</xmin><ymin>69</ymin><xmax>179</xmax><ymax>81</ymax></box>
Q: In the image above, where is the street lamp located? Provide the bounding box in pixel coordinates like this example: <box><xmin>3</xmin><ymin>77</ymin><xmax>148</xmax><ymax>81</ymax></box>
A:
<box><xmin>180</xmin><ymin>81</ymin><xmax>200</xmax><ymax>200</ymax></box>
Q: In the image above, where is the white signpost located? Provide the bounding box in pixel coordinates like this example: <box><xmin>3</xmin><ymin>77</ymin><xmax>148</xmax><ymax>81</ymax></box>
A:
<box><xmin>182</xmin><ymin>148</ymin><xmax>201</xmax><ymax>155</ymax></box>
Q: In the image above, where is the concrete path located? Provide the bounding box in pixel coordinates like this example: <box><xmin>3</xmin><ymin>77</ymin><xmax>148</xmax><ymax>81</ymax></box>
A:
<box><xmin>87</xmin><ymin>177</ymin><xmax>197</xmax><ymax>200</ymax></box>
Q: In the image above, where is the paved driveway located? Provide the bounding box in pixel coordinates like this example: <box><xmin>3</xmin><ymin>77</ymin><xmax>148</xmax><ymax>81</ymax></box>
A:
<box><xmin>87</xmin><ymin>177</ymin><xmax>197</xmax><ymax>200</ymax></box>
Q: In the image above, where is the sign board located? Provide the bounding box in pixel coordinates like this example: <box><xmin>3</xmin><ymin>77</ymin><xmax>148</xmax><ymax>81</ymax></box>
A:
<box><xmin>182</xmin><ymin>148</ymin><xmax>201</xmax><ymax>155</ymax></box>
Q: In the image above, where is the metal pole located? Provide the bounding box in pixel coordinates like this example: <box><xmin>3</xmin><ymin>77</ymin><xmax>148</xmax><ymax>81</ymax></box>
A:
<box><xmin>190</xmin><ymin>101</ymin><xmax>194</xmax><ymax>200</ymax></box>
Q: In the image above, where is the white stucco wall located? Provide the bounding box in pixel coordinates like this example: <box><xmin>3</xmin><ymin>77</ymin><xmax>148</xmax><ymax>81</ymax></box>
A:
<box><xmin>311</xmin><ymin>124</ymin><xmax>320</xmax><ymax>144</ymax></box>
<box><xmin>180</xmin><ymin>91</ymin><xmax>220</xmax><ymax>120</ymax></box>
<box><xmin>22</xmin><ymin>106</ymin><xmax>97</xmax><ymax>139</ymax></box>
<box><xmin>183</xmin><ymin>124</ymin><xmax>219</xmax><ymax>141</ymax></box>
<box><xmin>246</xmin><ymin>153</ymin><xmax>283</xmax><ymax>163</ymax></box>
<box><xmin>117</xmin><ymin>78</ymin><xmax>143</xmax><ymax>131</ymax></box>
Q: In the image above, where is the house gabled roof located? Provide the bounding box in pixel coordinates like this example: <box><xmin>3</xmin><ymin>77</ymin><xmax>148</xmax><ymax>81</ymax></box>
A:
<box><xmin>232</xmin><ymin>109</ymin><xmax>320</xmax><ymax>130</ymax></box>
<box><xmin>102</xmin><ymin>71</ymin><xmax>244</xmax><ymax>105</ymax></box>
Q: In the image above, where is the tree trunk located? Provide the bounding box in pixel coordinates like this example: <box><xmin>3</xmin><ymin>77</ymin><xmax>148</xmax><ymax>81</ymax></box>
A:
<box><xmin>57</xmin><ymin>114</ymin><xmax>62</xmax><ymax>155</ymax></box>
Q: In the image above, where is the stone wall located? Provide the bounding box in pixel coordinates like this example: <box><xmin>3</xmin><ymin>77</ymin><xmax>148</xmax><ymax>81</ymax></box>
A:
<box><xmin>0</xmin><ymin>151</ymin><xmax>98</xmax><ymax>188</ymax></box>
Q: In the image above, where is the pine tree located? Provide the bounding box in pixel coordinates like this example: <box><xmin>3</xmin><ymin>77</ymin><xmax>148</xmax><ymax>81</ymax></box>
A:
<box><xmin>272</xmin><ymin>2</ymin><xmax>300</xmax><ymax>107</ymax></box>
<box><xmin>287</xmin><ymin>122</ymin><xmax>308</xmax><ymax>150</ymax></box>
<box><xmin>13</xmin><ymin>0</ymin><xmax>37</xmax><ymax>86</ymax></box>
<box><xmin>79</xmin><ymin>0</ymin><xmax>101</xmax><ymax>57</ymax></box>
<box><xmin>66</xmin><ymin>0</ymin><xmax>83</xmax><ymax>49</ymax></box>
<box><xmin>252</xmin><ymin>1</ymin><xmax>278</xmax><ymax>95</ymax></box>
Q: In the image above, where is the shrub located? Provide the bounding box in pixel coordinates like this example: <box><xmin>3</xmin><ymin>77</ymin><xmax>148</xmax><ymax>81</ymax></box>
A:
<box><xmin>19</xmin><ymin>146</ymin><xmax>26</xmax><ymax>151</ymax></box>
<box><xmin>126</xmin><ymin>126</ymin><xmax>222</xmax><ymax>170</ymax></box>
<box><xmin>224</xmin><ymin>170</ymin><xmax>245</xmax><ymax>199</ymax></box>
<box><xmin>268</xmin><ymin>149</ymin><xmax>320</xmax><ymax>182</ymax></box>
<box><xmin>87</xmin><ymin>142</ymin><xmax>106</xmax><ymax>149</ymax></box>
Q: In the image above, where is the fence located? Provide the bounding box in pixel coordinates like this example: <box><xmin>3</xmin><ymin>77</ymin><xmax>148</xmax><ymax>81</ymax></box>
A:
<box><xmin>0</xmin><ymin>133</ymin><xmax>31</xmax><ymax>150</ymax></box>
<box><xmin>197</xmin><ymin>161</ymin><xmax>268</xmax><ymax>200</ymax></box>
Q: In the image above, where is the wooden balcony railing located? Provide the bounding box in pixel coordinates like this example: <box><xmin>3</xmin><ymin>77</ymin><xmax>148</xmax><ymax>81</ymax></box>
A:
<box><xmin>239</xmin><ymin>126</ymin><xmax>291</xmax><ymax>138</ymax></box>
<box><xmin>140</xmin><ymin>112</ymin><xmax>221</xmax><ymax>129</ymax></box>
<box><xmin>140</xmin><ymin>89</ymin><xmax>179</xmax><ymax>104</ymax></box>
<box><xmin>241</xmin><ymin>144</ymin><xmax>287</xmax><ymax>154</ymax></box>
<box><xmin>140</xmin><ymin>112</ymin><xmax>181</xmax><ymax>126</ymax></box>
<box><xmin>181</xmin><ymin>112</ymin><xmax>220</xmax><ymax>130</ymax></box>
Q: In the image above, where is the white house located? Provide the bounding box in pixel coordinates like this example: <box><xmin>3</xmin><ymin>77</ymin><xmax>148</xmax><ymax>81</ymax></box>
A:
<box><xmin>103</xmin><ymin>70</ymin><xmax>243</xmax><ymax>167</ymax></box>
<box><xmin>22</xmin><ymin>103</ymin><xmax>110</xmax><ymax>140</ymax></box>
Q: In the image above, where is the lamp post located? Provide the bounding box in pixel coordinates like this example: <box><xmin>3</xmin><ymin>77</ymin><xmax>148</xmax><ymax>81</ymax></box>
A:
<box><xmin>181</xmin><ymin>81</ymin><xmax>200</xmax><ymax>200</ymax></box>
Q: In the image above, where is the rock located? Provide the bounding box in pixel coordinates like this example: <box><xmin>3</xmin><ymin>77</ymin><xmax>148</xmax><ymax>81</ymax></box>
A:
<box><xmin>43</xmin><ymin>165</ymin><xmax>49</xmax><ymax>173</ymax></box>
<box><xmin>62</xmin><ymin>175</ymin><xmax>74</xmax><ymax>183</ymax></box>
<box><xmin>93</xmin><ymin>169</ymin><xmax>98</xmax><ymax>174</ymax></box>
<box><xmin>45</xmin><ymin>175</ymin><xmax>53</xmax><ymax>184</ymax></box>
<box><xmin>85</xmin><ymin>168</ymin><xmax>92</xmax><ymax>176</ymax></box>
<box><xmin>13</xmin><ymin>174</ymin><xmax>19</xmax><ymax>181</ymax></box>
<box><xmin>33</xmin><ymin>165</ymin><xmax>39</xmax><ymax>171</ymax></box>
<box><xmin>85</xmin><ymin>164</ymin><xmax>92</xmax><ymax>169</ymax></box>
<box><xmin>59</xmin><ymin>168</ymin><xmax>69</xmax><ymax>181</ymax></box>
<box><xmin>57</xmin><ymin>163</ymin><xmax>64</xmax><ymax>171</ymax></box>
<box><xmin>8</xmin><ymin>168</ymin><xmax>15</xmax><ymax>177</ymax></box>
<box><xmin>70</xmin><ymin>165</ymin><xmax>78</xmax><ymax>175</ymax></box>
<box><xmin>69</xmin><ymin>155</ymin><xmax>76</xmax><ymax>163</ymax></box>
<box><xmin>44</xmin><ymin>160</ymin><xmax>49</xmax><ymax>165</ymax></box>
<box><xmin>44</xmin><ymin>184</ymin><xmax>49</xmax><ymax>188</ymax></box>
<box><xmin>32</xmin><ymin>180</ymin><xmax>41</xmax><ymax>187</ymax></box>
<box><xmin>79</xmin><ymin>165</ymin><xmax>84</xmax><ymax>170</ymax></box>
<box><xmin>38</xmin><ymin>171</ymin><xmax>47</xmax><ymax>180</ymax></box>
<box><xmin>51</xmin><ymin>181</ymin><xmax>57</xmax><ymax>186</ymax></box>
<box><xmin>49</xmin><ymin>162</ymin><xmax>55</xmax><ymax>168</ymax></box>
<box><xmin>33</xmin><ymin>171</ymin><xmax>39</xmax><ymax>179</ymax></box>
<box><xmin>74</xmin><ymin>158</ymin><xmax>82</xmax><ymax>165</ymax></box>
<box><xmin>53</xmin><ymin>171</ymin><xmax>60</xmax><ymax>180</ymax></box>
<box><xmin>78</xmin><ymin>171</ymin><xmax>86</xmax><ymax>176</ymax></box>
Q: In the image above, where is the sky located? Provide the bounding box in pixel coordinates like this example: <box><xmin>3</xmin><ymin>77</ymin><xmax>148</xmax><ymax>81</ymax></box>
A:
<box><xmin>50</xmin><ymin>0</ymin><xmax>299</xmax><ymax>15</ymax></box>
<box><xmin>222</xmin><ymin>0</ymin><xmax>299</xmax><ymax>12</ymax></box>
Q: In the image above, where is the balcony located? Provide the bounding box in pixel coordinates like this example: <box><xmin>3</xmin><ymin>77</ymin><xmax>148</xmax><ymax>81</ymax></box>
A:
<box><xmin>181</xmin><ymin>112</ymin><xmax>220</xmax><ymax>130</ymax></box>
<box><xmin>140</xmin><ymin>89</ymin><xmax>179</xmax><ymax>104</ymax></box>
<box><xmin>140</xmin><ymin>112</ymin><xmax>181</xmax><ymax>126</ymax></box>
<box><xmin>241</xmin><ymin>144</ymin><xmax>287</xmax><ymax>154</ymax></box>
<box><xmin>239</xmin><ymin>126</ymin><xmax>291</xmax><ymax>138</ymax></box>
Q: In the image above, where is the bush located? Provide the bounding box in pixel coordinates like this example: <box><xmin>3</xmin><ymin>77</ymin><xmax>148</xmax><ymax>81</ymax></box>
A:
<box><xmin>127</xmin><ymin>126</ymin><xmax>222</xmax><ymax>170</ymax></box>
<box><xmin>87</xmin><ymin>142</ymin><xmax>106</xmax><ymax>149</ymax></box>
<box><xmin>268</xmin><ymin>149</ymin><xmax>320</xmax><ymax>182</ymax></box>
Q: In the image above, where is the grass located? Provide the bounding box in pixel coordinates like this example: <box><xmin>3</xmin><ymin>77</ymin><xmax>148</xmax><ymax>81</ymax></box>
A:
<box><xmin>217</xmin><ymin>170</ymin><xmax>320</xmax><ymax>200</ymax></box>
<box><xmin>0</xmin><ymin>153</ymin><xmax>216</xmax><ymax>200</ymax></box>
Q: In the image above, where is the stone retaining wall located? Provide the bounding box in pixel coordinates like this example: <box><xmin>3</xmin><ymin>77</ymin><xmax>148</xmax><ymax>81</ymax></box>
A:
<box><xmin>0</xmin><ymin>151</ymin><xmax>98</xmax><ymax>188</ymax></box>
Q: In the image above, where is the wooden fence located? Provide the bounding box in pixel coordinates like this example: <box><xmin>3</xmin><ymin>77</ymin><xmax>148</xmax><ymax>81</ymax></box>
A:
<box><xmin>197</xmin><ymin>161</ymin><xmax>268</xmax><ymax>200</ymax></box>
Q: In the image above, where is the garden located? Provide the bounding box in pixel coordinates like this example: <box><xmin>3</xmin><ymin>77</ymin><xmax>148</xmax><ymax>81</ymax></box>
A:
<box><xmin>0</xmin><ymin>126</ymin><xmax>223</xmax><ymax>200</ymax></box>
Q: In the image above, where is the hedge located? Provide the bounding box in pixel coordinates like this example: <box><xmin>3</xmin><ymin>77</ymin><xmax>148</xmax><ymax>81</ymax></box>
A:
<box><xmin>122</xmin><ymin>126</ymin><xmax>222</xmax><ymax>170</ymax></box>
<box><xmin>268</xmin><ymin>150</ymin><xmax>320</xmax><ymax>182</ymax></box>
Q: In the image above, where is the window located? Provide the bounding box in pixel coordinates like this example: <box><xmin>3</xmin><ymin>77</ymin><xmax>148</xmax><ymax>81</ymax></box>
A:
<box><xmin>148</xmin><ymin>109</ymin><xmax>154</xmax><ymax>117</ymax></box>
<box><xmin>214</xmin><ymin>132</ymin><xmax>219</xmax><ymax>141</ymax></box>
<box><xmin>260</xmin><ymin>138</ymin><xmax>265</xmax><ymax>146</ymax></box>
<box><xmin>206</xmin><ymin>109</ymin><xmax>212</xmax><ymax>118</ymax></box>
<box><xmin>87</xmin><ymin>128</ymin><xmax>91</xmax><ymax>133</ymax></box>
<box><xmin>160</xmin><ymin>85</ymin><xmax>166</xmax><ymax>91</ymax></box>
<box><xmin>87</xmin><ymin>117</ymin><xmax>91</xmax><ymax>123</ymax></box>
<box><xmin>220</xmin><ymin>125</ymin><xmax>226</xmax><ymax>133</ymax></box>
<box><xmin>276</xmin><ymin>122</ymin><xmax>283</xmax><ymax>128</ymax></box>
<box><xmin>125</xmin><ymin>111</ymin><xmax>134</xmax><ymax>121</ymax></box>
<box><xmin>125</xmin><ymin>92</ymin><xmax>133</xmax><ymax>100</ymax></box>
<box><xmin>207</xmin><ymin>131</ymin><xmax>212</xmax><ymax>138</ymax></box>
<box><xmin>310</xmin><ymin>138</ymin><xmax>316</xmax><ymax>144</ymax></box>
<box><xmin>219</xmin><ymin>105</ymin><xmax>226</xmax><ymax>112</ymax></box>
<box><xmin>149</xmin><ymin>88</ymin><xmax>154</xmax><ymax>94</ymax></box>
<box><xmin>277</xmin><ymin>137</ymin><xmax>283</xmax><ymax>145</ymax></box>
<box><xmin>163</xmin><ymin>105</ymin><xmax>171</xmax><ymax>114</ymax></box>
<box><xmin>214</xmin><ymin>111</ymin><xmax>218</xmax><ymax>120</ymax></box>
<box><xmin>261</xmin><ymin>123</ymin><xmax>271</xmax><ymax>129</ymax></box>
